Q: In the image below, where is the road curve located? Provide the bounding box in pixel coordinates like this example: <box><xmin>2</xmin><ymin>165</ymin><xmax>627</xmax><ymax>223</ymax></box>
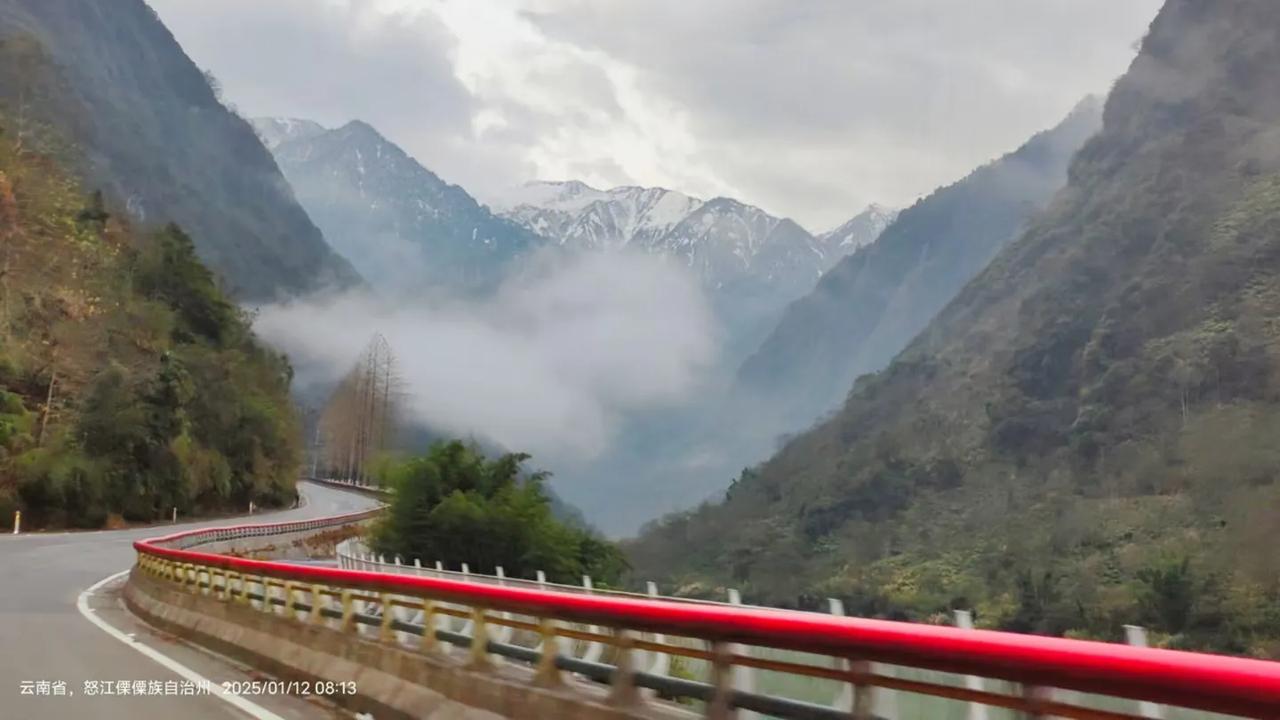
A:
<box><xmin>0</xmin><ymin>481</ymin><xmax>382</xmax><ymax>719</ymax></box>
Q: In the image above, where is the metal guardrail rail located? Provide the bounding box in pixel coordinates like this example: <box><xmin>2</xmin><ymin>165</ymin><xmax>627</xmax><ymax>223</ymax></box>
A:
<box><xmin>132</xmin><ymin>507</ymin><xmax>1280</xmax><ymax>719</ymax></box>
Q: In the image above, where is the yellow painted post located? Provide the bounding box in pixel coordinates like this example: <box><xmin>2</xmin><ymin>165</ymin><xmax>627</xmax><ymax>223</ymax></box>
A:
<box><xmin>309</xmin><ymin>585</ymin><xmax>323</xmax><ymax>624</ymax></box>
<box><xmin>468</xmin><ymin>608</ymin><xmax>490</xmax><ymax>669</ymax></box>
<box><xmin>340</xmin><ymin>590</ymin><xmax>355</xmax><ymax>632</ymax></box>
<box><xmin>284</xmin><ymin>581</ymin><xmax>296</xmax><ymax>619</ymax></box>
<box><xmin>379</xmin><ymin>593</ymin><xmax>395</xmax><ymax>642</ymax></box>
<box><xmin>376</xmin><ymin>594</ymin><xmax>391</xmax><ymax>638</ymax></box>
<box><xmin>609</xmin><ymin>629</ymin><xmax>640</xmax><ymax>706</ymax></box>
<box><xmin>420</xmin><ymin>599</ymin><xmax>437</xmax><ymax>654</ymax></box>
<box><xmin>11</xmin><ymin>510</ymin><xmax>19</xmax><ymax>534</ymax></box>
<box><xmin>534</xmin><ymin>618</ymin><xmax>562</xmax><ymax>686</ymax></box>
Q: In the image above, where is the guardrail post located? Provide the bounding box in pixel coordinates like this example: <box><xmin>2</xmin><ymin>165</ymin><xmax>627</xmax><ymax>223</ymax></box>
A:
<box><xmin>954</xmin><ymin>610</ymin><xmax>988</xmax><ymax>720</ymax></box>
<box><xmin>534</xmin><ymin>617</ymin><xmax>563</xmax><ymax>686</ymax></box>
<box><xmin>581</xmin><ymin>575</ymin><xmax>604</xmax><ymax>664</ymax></box>
<box><xmin>468</xmin><ymin>607</ymin><xmax>491</xmax><ymax>670</ymax></box>
<box><xmin>707</xmin><ymin>640</ymin><xmax>734</xmax><ymax>720</ymax></box>
<box><xmin>492</xmin><ymin>567</ymin><xmax>514</xmax><ymax>646</ymax></box>
<box><xmin>642</xmin><ymin>581</ymin><xmax>670</xmax><ymax>698</ymax></box>
<box><xmin>609</xmin><ymin>628</ymin><xmax>641</xmax><ymax>707</ymax></box>
<box><xmin>284</xmin><ymin>581</ymin><xmax>297</xmax><ymax>620</ymax></box>
<box><xmin>309</xmin><ymin>585</ymin><xmax>323</xmax><ymax>624</ymax></box>
<box><xmin>727</xmin><ymin>589</ymin><xmax>758</xmax><ymax>720</ymax></box>
<box><xmin>830</xmin><ymin>599</ymin><xmax>855</xmax><ymax>712</ymax></box>
<box><xmin>340</xmin><ymin>589</ymin><xmax>355</xmax><ymax>632</ymax></box>
<box><xmin>379</xmin><ymin>593</ymin><xmax>395</xmax><ymax>643</ymax></box>
<box><xmin>1022</xmin><ymin>684</ymin><xmax>1051</xmax><ymax>719</ymax></box>
<box><xmin>850</xmin><ymin>660</ymin><xmax>875</xmax><ymax>720</ymax></box>
<box><xmin>420</xmin><ymin>600</ymin><xmax>438</xmax><ymax>654</ymax></box>
<box><xmin>1125</xmin><ymin>626</ymin><xmax>1165</xmax><ymax>719</ymax></box>
<box><xmin>831</xmin><ymin>598</ymin><xmax>897</xmax><ymax>719</ymax></box>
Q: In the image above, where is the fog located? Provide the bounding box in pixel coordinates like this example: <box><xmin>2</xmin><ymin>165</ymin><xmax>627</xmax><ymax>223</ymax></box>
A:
<box><xmin>255</xmin><ymin>250</ymin><xmax>719</xmax><ymax>463</ymax></box>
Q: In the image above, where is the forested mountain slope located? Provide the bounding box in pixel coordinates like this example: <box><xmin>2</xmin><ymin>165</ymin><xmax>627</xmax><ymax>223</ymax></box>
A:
<box><xmin>0</xmin><ymin>0</ymin><xmax>360</xmax><ymax>299</ymax></box>
<box><xmin>0</xmin><ymin>114</ymin><xmax>301</xmax><ymax>528</ymax></box>
<box><xmin>630</xmin><ymin>0</ymin><xmax>1280</xmax><ymax>657</ymax></box>
<box><xmin>737</xmin><ymin>98</ymin><xmax>1101</xmax><ymax>430</ymax></box>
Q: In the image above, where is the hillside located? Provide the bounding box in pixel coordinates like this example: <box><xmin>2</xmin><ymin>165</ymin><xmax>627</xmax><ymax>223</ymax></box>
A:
<box><xmin>0</xmin><ymin>116</ymin><xmax>301</xmax><ymax>528</ymax></box>
<box><xmin>629</xmin><ymin>0</ymin><xmax>1280</xmax><ymax>657</ymax></box>
<box><xmin>259</xmin><ymin>118</ymin><xmax>538</xmax><ymax>297</ymax></box>
<box><xmin>0</xmin><ymin>0</ymin><xmax>360</xmax><ymax>299</ymax></box>
<box><xmin>737</xmin><ymin>98</ymin><xmax>1102</xmax><ymax>431</ymax></box>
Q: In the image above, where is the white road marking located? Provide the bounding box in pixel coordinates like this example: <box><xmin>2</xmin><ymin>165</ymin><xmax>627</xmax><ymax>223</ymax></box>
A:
<box><xmin>77</xmin><ymin>570</ymin><xmax>288</xmax><ymax>720</ymax></box>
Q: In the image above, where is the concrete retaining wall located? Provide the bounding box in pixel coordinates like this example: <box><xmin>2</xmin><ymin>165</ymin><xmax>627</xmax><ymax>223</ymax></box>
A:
<box><xmin>189</xmin><ymin>521</ymin><xmax>370</xmax><ymax>561</ymax></box>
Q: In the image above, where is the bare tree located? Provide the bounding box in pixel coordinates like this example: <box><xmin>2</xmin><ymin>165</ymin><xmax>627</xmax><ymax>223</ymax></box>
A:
<box><xmin>318</xmin><ymin>334</ymin><xmax>405</xmax><ymax>484</ymax></box>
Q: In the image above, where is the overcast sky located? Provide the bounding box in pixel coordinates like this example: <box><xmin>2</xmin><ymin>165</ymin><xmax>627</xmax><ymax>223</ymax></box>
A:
<box><xmin>147</xmin><ymin>0</ymin><xmax>1163</xmax><ymax>231</ymax></box>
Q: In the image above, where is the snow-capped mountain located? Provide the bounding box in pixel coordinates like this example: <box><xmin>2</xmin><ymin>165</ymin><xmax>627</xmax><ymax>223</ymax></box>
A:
<box><xmin>254</xmin><ymin>118</ymin><xmax>538</xmax><ymax>296</ymax></box>
<box><xmin>253</xmin><ymin>117</ymin><xmax>326</xmax><ymax>150</ymax></box>
<box><xmin>494</xmin><ymin>181</ymin><xmax>702</xmax><ymax>252</ymax></box>
<box><xmin>497</xmin><ymin>181</ymin><xmax>893</xmax><ymax>358</ymax></box>
<box><xmin>497</xmin><ymin>180</ymin><xmax>888</xmax><ymax>285</ymax></box>
<box><xmin>818</xmin><ymin>203</ymin><xmax>900</xmax><ymax>256</ymax></box>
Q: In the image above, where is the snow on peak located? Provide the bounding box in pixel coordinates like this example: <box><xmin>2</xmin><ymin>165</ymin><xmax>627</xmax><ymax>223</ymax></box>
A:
<box><xmin>250</xmin><ymin>117</ymin><xmax>327</xmax><ymax>150</ymax></box>
<box><xmin>819</xmin><ymin>203</ymin><xmax>899</xmax><ymax>252</ymax></box>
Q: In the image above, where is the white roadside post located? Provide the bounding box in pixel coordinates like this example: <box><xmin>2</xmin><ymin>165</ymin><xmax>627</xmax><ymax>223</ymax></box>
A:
<box><xmin>954</xmin><ymin>610</ymin><xmax>988</xmax><ymax>720</ymax></box>
<box><xmin>726</xmin><ymin>589</ymin><xmax>758</xmax><ymax>720</ymax></box>
<box><xmin>1125</xmin><ymin>626</ymin><xmax>1165</xmax><ymax>719</ymax></box>
<box><xmin>829</xmin><ymin>598</ymin><xmax>898</xmax><ymax>719</ymax></box>
<box><xmin>642</xmin><ymin>581</ymin><xmax>670</xmax><ymax>698</ymax></box>
<box><xmin>580</xmin><ymin>576</ymin><xmax>605</xmax><ymax>664</ymax></box>
<box><xmin>172</xmin><ymin>506</ymin><xmax>177</xmax><ymax>524</ymax></box>
<box><xmin>12</xmin><ymin>510</ymin><xmax>19</xmax><ymax>535</ymax></box>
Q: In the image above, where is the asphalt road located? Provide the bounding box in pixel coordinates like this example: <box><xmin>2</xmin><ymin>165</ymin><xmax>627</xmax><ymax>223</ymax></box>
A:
<box><xmin>0</xmin><ymin>481</ymin><xmax>381</xmax><ymax>719</ymax></box>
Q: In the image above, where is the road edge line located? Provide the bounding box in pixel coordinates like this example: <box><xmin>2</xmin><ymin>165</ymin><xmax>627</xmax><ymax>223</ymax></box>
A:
<box><xmin>77</xmin><ymin>569</ymin><xmax>287</xmax><ymax>720</ymax></box>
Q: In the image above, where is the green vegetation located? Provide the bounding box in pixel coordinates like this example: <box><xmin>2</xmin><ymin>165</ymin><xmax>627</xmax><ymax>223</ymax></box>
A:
<box><xmin>0</xmin><ymin>114</ymin><xmax>300</xmax><ymax>529</ymax></box>
<box><xmin>627</xmin><ymin>1</ymin><xmax>1280</xmax><ymax>658</ymax></box>
<box><xmin>371</xmin><ymin>441</ymin><xmax>626</xmax><ymax>584</ymax></box>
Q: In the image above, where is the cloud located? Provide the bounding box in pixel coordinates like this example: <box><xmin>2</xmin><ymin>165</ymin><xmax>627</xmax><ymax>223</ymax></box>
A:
<box><xmin>253</xmin><ymin>250</ymin><xmax>719</xmax><ymax>461</ymax></box>
<box><xmin>147</xmin><ymin>0</ymin><xmax>1161</xmax><ymax>231</ymax></box>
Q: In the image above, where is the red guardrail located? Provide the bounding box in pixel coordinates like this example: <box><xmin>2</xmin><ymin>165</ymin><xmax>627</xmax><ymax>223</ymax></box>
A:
<box><xmin>134</xmin><ymin>515</ymin><xmax>1280</xmax><ymax>718</ymax></box>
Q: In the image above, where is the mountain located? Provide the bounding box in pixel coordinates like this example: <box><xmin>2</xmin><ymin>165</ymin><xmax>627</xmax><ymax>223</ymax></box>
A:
<box><xmin>0</xmin><ymin>113</ymin><xmax>301</xmax><ymax>529</ymax></box>
<box><xmin>628</xmin><ymin>0</ymin><xmax>1280</xmax><ymax>656</ymax></box>
<box><xmin>253</xmin><ymin>117</ymin><xmax>326</xmax><ymax>150</ymax></box>
<box><xmin>257</xmin><ymin>118</ymin><xmax>540</xmax><ymax>296</ymax></box>
<box><xmin>736</xmin><ymin>97</ymin><xmax>1102</xmax><ymax>431</ymax></box>
<box><xmin>495</xmin><ymin>181</ymin><xmax>702</xmax><ymax>251</ymax></box>
<box><xmin>0</xmin><ymin>0</ymin><xmax>360</xmax><ymax>300</ymax></box>
<box><xmin>817</xmin><ymin>204</ymin><xmax>899</xmax><ymax>255</ymax></box>
<box><xmin>499</xmin><ymin>181</ymin><xmax>893</xmax><ymax>359</ymax></box>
